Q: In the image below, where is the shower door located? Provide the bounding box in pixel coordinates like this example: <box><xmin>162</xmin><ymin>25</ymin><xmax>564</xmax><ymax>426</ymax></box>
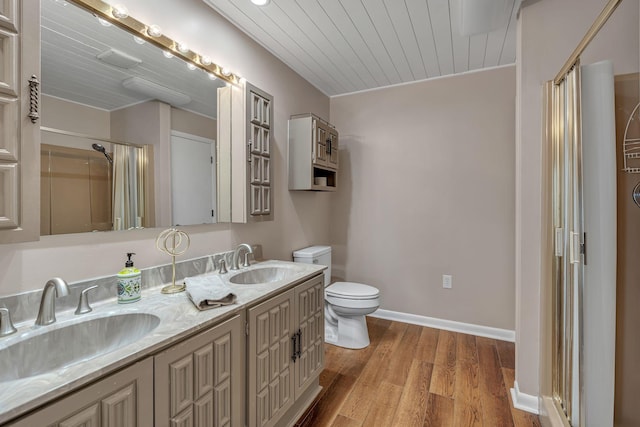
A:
<box><xmin>550</xmin><ymin>60</ymin><xmax>618</xmax><ymax>427</ymax></box>
<box><xmin>551</xmin><ymin>64</ymin><xmax>584</xmax><ymax>426</ymax></box>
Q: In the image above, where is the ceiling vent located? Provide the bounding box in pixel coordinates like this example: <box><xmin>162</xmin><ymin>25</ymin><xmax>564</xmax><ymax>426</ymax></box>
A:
<box><xmin>97</xmin><ymin>48</ymin><xmax>142</xmax><ymax>69</ymax></box>
<box><xmin>459</xmin><ymin>0</ymin><xmax>513</xmax><ymax>36</ymax></box>
<box><xmin>122</xmin><ymin>77</ymin><xmax>191</xmax><ymax>106</ymax></box>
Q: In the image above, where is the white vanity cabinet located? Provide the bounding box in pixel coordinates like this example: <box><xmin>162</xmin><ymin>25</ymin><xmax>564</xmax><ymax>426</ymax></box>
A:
<box><xmin>0</xmin><ymin>0</ymin><xmax>41</xmax><ymax>243</ymax></box>
<box><xmin>247</xmin><ymin>274</ymin><xmax>324</xmax><ymax>427</ymax></box>
<box><xmin>219</xmin><ymin>82</ymin><xmax>274</xmax><ymax>223</ymax></box>
<box><xmin>7</xmin><ymin>358</ymin><xmax>154</xmax><ymax>427</ymax></box>
<box><xmin>154</xmin><ymin>314</ymin><xmax>244</xmax><ymax>427</ymax></box>
<box><xmin>288</xmin><ymin>114</ymin><xmax>339</xmax><ymax>191</ymax></box>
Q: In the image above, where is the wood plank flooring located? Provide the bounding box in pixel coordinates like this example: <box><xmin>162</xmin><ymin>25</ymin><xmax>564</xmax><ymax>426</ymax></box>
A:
<box><xmin>296</xmin><ymin>317</ymin><xmax>540</xmax><ymax>427</ymax></box>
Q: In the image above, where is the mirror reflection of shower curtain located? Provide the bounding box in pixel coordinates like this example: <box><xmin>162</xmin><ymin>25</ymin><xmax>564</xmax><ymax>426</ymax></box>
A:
<box><xmin>112</xmin><ymin>144</ymin><xmax>145</xmax><ymax>230</ymax></box>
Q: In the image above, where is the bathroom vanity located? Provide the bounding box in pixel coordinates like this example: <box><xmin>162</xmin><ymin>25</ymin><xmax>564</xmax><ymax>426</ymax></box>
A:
<box><xmin>0</xmin><ymin>260</ymin><xmax>325</xmax><ymax>427</ymax></box>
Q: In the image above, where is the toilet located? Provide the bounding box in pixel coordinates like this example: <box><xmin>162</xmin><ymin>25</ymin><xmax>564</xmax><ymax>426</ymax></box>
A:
<box><xmin>293</xmin><ymin>246</ymin><xmax>380</xmax><ymax>349</ymax></box>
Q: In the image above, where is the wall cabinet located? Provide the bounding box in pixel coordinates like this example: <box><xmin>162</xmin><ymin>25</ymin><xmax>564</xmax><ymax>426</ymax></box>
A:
<box><xmin>247</xmin><ymin>274</ymin><xmax>324</xmax><ymax>427</ymax></box>
<box><xmin>288</xmin><ymin>114</ymin><xmax>339</xmax><ymax>191</ymax></box>
<box><xmin>154</xmin><ymin>314</ymin><xmax>243</xmax><ymax>427</ymax></box>
<box><xmin>219</xmin><ymin>82</ymin><xmax>274</xmax><ymax>223</ymax></box>
<box><xmin>0</xmin><ymin>0</ymin><xmax>41</xmax><ymax>243</ymax></box>
<box><xmin>7</xmin><ymin>358</ymin><xmax>154</xmax><ymax>427</ymax></box>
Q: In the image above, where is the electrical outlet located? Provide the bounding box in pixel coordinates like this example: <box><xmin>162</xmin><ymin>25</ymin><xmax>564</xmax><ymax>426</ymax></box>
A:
<box><xmin>442</xmin><ymin>274</ymin><xmax>452</xmax><ymax>289</ymax></box>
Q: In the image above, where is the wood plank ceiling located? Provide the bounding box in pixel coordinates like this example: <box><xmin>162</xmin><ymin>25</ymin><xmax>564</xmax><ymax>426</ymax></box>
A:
<box><xmin>202</xmin><ymin>0</ymin><xmax>520</xmax><ymax>96</ymax></box>
<box><xmin>42</xmin><ymin>0</ymin><xmax>226</xmax><ymax>117</ymax></box>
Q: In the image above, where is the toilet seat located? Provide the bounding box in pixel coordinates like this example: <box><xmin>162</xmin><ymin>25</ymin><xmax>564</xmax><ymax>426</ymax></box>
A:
<box><xmin>326</xmin><ymin>282</ymin><xmax>379</xmax><ymax>299</ymax></box>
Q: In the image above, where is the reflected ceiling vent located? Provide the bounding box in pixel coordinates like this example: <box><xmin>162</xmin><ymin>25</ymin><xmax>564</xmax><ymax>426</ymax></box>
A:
<box><xmin>459</xmin><ymin>0</ymin><xmax>513</xmax><ymax>36</ymax></box>
<box><xmin>97</xmin><ymin>48</ymin><xmax>142</xmax><ymax>69</ymax></box>
<box><xmin>122</xmin><ymin>76</ymin><xmax>191</xmax><ymax>106</ymax></box>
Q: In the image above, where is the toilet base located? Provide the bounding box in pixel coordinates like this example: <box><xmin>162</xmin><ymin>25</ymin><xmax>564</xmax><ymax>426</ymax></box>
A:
<box><xmin>325</xmin><ymin>314</ymin><xmax>370</xmax><ymax>349</ymax></box>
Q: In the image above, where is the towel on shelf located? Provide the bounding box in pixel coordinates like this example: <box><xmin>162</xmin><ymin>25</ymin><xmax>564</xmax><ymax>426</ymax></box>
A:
<box><xmin>185</xmin><ymin>274</ymin><xmax>237</xmax><ymax>310</ymax></box>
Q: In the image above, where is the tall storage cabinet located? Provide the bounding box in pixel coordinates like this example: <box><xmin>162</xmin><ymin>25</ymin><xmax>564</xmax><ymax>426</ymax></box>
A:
<box><xmin>288</xmin><ymin>114</ymin><xmax>338</xmax><ymax>191</ymax></box>
<box><xmin>219</xmin><ymin>82</ymin><xmax>273</xmax><ymax>223</ymax></box>
<box><xmin>0</xmin><ymin>0</ymin><xmax>40</xmax><ymax>243</ymax></box>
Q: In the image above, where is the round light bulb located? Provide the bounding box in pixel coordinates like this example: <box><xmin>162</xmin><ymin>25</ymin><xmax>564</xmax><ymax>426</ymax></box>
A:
<box><xmin>133</xmin><ymin>36</ymin><xmax>145</xmax><ymax>45</ymax></box>
<box><xmin>208</xmin><ymin>73</ymin><xmax>217</xmax><ymax>80</ymax></box>
<box><xmin>221</xmin><ymin>67</ymin><xmax>231</xmax><ymax>76</ymax></box>
<box><xmin>98</xmin><ymin>17</ymin><xmax>112</xmax><ymax>27</ymax></box>
<box><xmin>163</xmin><ymin>50</ymin><xmax>174</xmax><ymax>59</ymax></box>
<box><xmin>201</xmin><ymin>56</ymin><xmax>212</xmax><ymax>66</ymax></box>
<box><xmin>187</xmin><ymin>63</ymin><xmax>197</xmax><ymax>71</ymax></box>
<box><xmin>251</xmin><ymin>0</ymin><xmax>271</xmax><ymax>5</ymax></box>
<box><xmin>111</xmin><ymin>4</ymin><xmax>129</xmax><ymax>19</ymax></box>
<box><xmin>147</xmin><ymin>24</ymin><xmax>162</xmax><ymax>37</ymax></box>
<box><xmin>177</xmin><ymin>42</ymin><xmax>189</xmax><ymax>53</ymax></box>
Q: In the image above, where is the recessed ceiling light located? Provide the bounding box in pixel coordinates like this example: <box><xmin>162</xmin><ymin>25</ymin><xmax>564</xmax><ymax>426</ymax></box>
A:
<box><xmin>251</xmin><ymin>0</ymin><xmax>270</xmax><ymax>5</ymax></box>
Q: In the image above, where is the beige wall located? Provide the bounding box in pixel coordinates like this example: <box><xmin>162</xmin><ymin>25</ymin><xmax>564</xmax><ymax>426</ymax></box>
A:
<box><xmin>329</xmin><ymin>66</ymin><xmax>516</xmax><ymax>330</ymax></box>
<box><xmin>42</xmin><ymin>95</ymin><xmax>111</xmax><ymax>137</ymax></box>
<box><xmin>517</xmin><ymin>0</ymin><xmax>639</xmax><ymax>404</ymax></box>
<box><xmin>614</xmin><ymin>73</ymin><xmax>640</xmax><ymax>427</ymax></box>
<box><xmin>171</xmin><ymin>107</ymin><xmax>216</xmax><ymax>141</ymax></box>
<box><xmin>0</xmin><ymin>0</ymin><xmax>329</xmax><ymax>295</ymax></box>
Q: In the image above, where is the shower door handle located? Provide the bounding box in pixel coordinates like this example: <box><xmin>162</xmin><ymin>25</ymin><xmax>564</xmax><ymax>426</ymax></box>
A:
<box><xmin>569</xmin><ymin>231</ymin><xmax>581</xmax><ymax>264</ymax></box>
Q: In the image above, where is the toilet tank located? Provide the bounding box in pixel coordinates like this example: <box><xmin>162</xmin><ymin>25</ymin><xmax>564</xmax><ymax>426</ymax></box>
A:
<box><xmin>293</xmin><ymin>245</ymin><xmax>331</xmax><ymax>286</ymax></box>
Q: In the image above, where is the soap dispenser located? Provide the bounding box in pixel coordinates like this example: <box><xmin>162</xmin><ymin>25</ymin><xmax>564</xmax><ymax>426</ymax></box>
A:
<box><xmin>117</xmin><ymin>252</ymin><xmax>141</xmax><ymax>303</ymax></box>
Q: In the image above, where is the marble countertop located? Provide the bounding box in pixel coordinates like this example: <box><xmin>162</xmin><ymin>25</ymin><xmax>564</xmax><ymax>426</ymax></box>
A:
<box><xmin>0</xmin><ymin>260</ymin><xmax>325</xmax><ymax>424</ymax></box>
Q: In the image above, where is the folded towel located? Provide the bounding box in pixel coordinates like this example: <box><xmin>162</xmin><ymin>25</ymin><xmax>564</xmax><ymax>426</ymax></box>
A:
<box><xmin>185</xmin><ymin>274</ymin><xmax>237</xmax><ymax>311</ymax></box>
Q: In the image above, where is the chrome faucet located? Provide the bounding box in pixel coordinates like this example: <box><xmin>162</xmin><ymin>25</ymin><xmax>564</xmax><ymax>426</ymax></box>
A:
<box><xmin>35</xmin><ymin>278</ymin><xmax>70</xmax><ymax>326</ymax></box>
<box><xmin>231</xmin><ymin>243</ymin><xmax>253</xmax><ymax>270</ymax></box>
<box><xmin>0</xmin><ymin>308</ymin><xmax>17</xmax><ymax>337</ymax></box>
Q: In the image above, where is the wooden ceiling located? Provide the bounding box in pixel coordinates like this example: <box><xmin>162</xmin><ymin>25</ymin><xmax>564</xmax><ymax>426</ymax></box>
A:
<box><xmin>42</xmin><ymin>0</ymin><xmax>226</xmax><ymax>117</ymax></box>
<box><xmin>202</xmin><ymin>0</ymin><xmax>520</xmax><ymax>96</ymax></box>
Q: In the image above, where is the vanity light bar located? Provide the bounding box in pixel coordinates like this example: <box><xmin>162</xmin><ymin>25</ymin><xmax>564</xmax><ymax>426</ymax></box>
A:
<box><xmin>68</xmin><ymin>0</ymin><xmax>240</xmax><ymax>86</ymax></box>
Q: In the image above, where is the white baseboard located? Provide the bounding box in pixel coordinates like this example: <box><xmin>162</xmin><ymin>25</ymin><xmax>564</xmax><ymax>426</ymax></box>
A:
<box><xmin>510</xmin><ymin>381</ymin><xmax>540</xmax><ymax>415</ymax></box>
<box><xmin>369</xmin><ymin>308</ymin><xmax>516</xmax><ymax>342</ymax></box>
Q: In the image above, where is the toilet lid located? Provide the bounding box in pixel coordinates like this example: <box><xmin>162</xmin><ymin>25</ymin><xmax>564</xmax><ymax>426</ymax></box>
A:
<box><xmin>326</xmin><ymin>282</ymin><xmax>379</xmax><ymax>299</ymax></box>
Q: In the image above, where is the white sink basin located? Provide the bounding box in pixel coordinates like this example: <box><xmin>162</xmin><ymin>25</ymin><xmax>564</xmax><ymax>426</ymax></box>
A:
<box><xmin>0</xmin><ymin>313</ymin><xmax>160</xmax><ymax>382</ymax></box>
<box><xmin>229</xmin><ymin>267</ymin><xmax>296</xmax><ymax>285</ymax></box>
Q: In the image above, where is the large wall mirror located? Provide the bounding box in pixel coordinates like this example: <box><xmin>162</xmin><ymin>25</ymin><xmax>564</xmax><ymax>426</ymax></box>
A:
<box><xmin>40</xmin><ymin>0</ymin><xmax>233</xmax><ymax>235</ymax></box>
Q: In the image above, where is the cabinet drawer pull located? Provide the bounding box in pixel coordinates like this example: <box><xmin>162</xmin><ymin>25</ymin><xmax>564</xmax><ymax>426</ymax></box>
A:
<box><xmin>28</xmin><ymin>75</ymin><xmax>40</xmax><ymax>123</ymax></box>
<box><xmin>291</xmin><ymin>333</ymin><xmax>298</xmax><ymax>362</ymax></box>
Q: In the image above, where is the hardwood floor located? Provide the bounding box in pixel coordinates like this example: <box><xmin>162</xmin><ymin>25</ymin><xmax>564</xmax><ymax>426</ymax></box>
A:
<box><xmin>296</xmin><ymin>317</ymin><xmax>541</xmax><ymax>427</ymax></box>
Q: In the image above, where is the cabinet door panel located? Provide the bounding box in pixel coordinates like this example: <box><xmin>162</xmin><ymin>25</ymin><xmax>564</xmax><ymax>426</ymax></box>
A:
<box><xmin>101</xmin><ymin>383</ymin><xmax>136</xmax><ymax>427</ymax></box>
<box><xmin>294</xmin><ymin>276</ymin><xmax>325</xmax><ymax>399</ymax></box>
<box><xmin>0</xmin><ymin>94</ymin><xmax>17</xmax><ymax>161</ymax></box>
<box><xmin>7</xmin><ymin>358</ymin><xmax>153</xmax><ymax>427</ymax></box>
<box><xmin>0</xmin><ymin>0</ymin><xmax>39</xmax><ymax>243</ymax></box>
<box><xmin>194</xmin><ymin>344</ymin><xmax>214</xmax><ymax>400</ymax></box>
<box><xmin>214</xmin><ymin>379</ymin><xmax>231</xmax><ymax>427</ymax></box>
<box><xmin>194</xmin><ymin>392</ymin><xmax>214</xmax><ymax>427</ymax></box>
<box><xmin>59</xmin><ymin>404</ymin><xmax>99</xmax><ymax>427</ymax></box>
<box><xmin>170</xmin><ymin>355</ymin><xmax>194</xmax><ymax>417</ymax></box>
<box><xmin>0</xmin><ymin>0</ymin><xmax>17</xmax><ymax>32</ymax></box>
<box><xmin>248</xmin><ymin>290</ymin><xmax>295</xmax><ymax>427</ymax></box>
<box><xmin>155</xmin><ymin>315</ymin><xmax>242</xmax><ymax>427</ymax></box>
<box><xmin>171</xmin><ymin>408</ymin><xmax>193</xmax><ymax>427</ymax></box>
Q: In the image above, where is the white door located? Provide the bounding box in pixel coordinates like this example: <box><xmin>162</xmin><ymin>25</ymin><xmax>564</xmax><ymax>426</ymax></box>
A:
<box><xmin>170</xmin><ymin>132</ymin><xmax>216</xmax><ymax>225</ymax></box>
